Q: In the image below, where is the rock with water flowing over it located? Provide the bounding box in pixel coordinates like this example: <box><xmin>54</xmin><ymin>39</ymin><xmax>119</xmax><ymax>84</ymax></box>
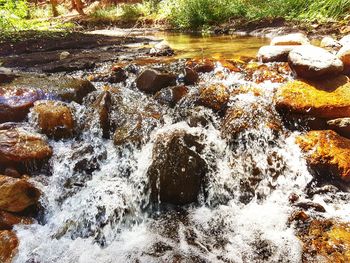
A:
<box><xmin>154</xmin><ymin>85</ymin><xmax>188</xmax><ymax>107</ymax></box>
<box><xmin>91</xmin><ymin>91</ymin><xmax>112</xmax><ymax>139</ymax></box>
<box><xmin>183</xmin><ymin>67</ymin><xmax>199</xmax><ymax>85</ymax></box>
<box><xmin>88</xmin><ymin>66</ymin><xmax>128</xmax><ymax>84</ymax></box>
<box><xmin>296</xmin><ymin>130</ymin><xmax>350</xmax><ymax>183</ymax></box>
<box><xmin>32</xmin><ymin>100</ymin><xmax>75</xmax><ymax>139</ymax></box>
<box><xmin>0</xmin><ymin>230</ymin><xmax>18</xmax><ymax>263</ymax></box>
<box><xmin>136</xmin><ymin>69</ymin><xmax>177</xmax><ymax>94</ymax></box>
<box><xmin>150</xmin><ymin>41</ymin><xmax>174</xmax><ymax>57</ymax></box>
<box><xmin>0</xmin><ymin>175</ymin><xmax>41</xmax><ymax>212</ymax></box>
<box><xmin>197</xmin><ymin>83</ymin><xmax>230</xmax><ymax>111</ymax></box>
<box><xmin>299</xmin><ymin>219</ymin><xmax>350</xmax><ymax>262</ymax></box>
<box><xmin>270</xmin><ymin>33</ymin><xmax>309</xmax><ymax>46</ymax></box>
<box><xmin>337</xmin><ymin>45</ymin><xmax>350</xmax><ymax>75</ymax></box>
<box><xmin>147</xmin><ymin>130</ymin><xmax>207</xmax><ymax>205</ymax></box>
<box><xmin>257</xmin><ymin>45</ymin><xmax>296</xmax><ymax>63</ymax></box>
<box><xmin>244</xmin><ymin>62</ymin><xmax>291</xmax><ymax>83</ymax></box>
<box><xmin>0</xmin><ymin>211</ymin><xmax>32</xmax><ymax>230</ymax></box>
<box><xmin>288</xmin><ymin>45</ymin><xmax>344</xmax><ymax>79</ymax></box>
<box><xmin>185</xmin><ymin>58</ymin><xmax>215</xmax><ymax>73</ymax></box>
<box><xmin>320</xmin><ymin>36</ymin><xmax>342</xmax><ymax>51</ymax></box>
<box><xmin>275</xmin><ymin>76</ymin><xmax>350</xmax><ymax>129</ymax></box>
<box><xmin>339</xmin><ymin>34</ymin><xmax>350</xmax><ymax>46</ymax></box>
<box><xmin>0</xmin><ymin>127</ymin><xmax>52</xmax><ymax>166</ymax></box>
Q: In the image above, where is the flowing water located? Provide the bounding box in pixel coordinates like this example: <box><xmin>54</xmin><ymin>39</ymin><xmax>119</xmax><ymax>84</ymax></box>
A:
<box><xmin>12</xmin><ymin>32</ymin><xmax>350</xmax><ymax>263</ymax></box>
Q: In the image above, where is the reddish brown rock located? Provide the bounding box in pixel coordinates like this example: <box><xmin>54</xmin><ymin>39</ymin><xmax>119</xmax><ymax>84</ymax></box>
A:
<box><xmin>0</xmin><ymin>230</ymin><xmax>18</xmax><ymax>263</ymax></box>
<box><xmin>136</xmin><ymin>69</ymin><xmax>177</xmax><ymax>94</ymax></box>
<box><xmin>154</xmin><ymin>85</ymin><xmax>188</xmax><ymax>107</ymax></box>
<box><xmin>197</xmin><ymin>84</ymin><xmax>229</xmax><ymax>111</ymax></box>
<box><xmin>0</xmin><ymin>211</ymin><xmax>32</xmax><ymax>230</ymax></box>
<box><xmin>183</xmin><ymin>67</ymin><xmax>199</xmax><ymax>85</ymax></box>
<box><xmin>296</xmin><ymin>130</ymin><xmax>350</xmax><ymax>182</ymax></box>
<box><xmin>33</xmin><ymin>100</ymin><xmax>75</xmax><ymax>139</ymax></box>
<box><xmin>186</xmin><ymin>58</ymin><xmax>215</xmax><ymax>73</ymax></box>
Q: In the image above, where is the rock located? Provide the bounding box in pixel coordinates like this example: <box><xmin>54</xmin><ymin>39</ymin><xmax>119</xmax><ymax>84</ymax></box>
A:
<box><xmin>257</xmin><ymin>45</ymin><xmax>295</xmax><ymax>62</ymax></box>
<box><xmin>154</xmin><ymin>85</ymin><xmax>188</xmax><ymax>107</ymax></box>
<box><xmin>197</xmin><ymin>84</ymin><xmax>229</xmax><ymax>111</ymax></box>
<box><xmin>183</xmin><ymin>67</ymin><xmax>199</xmax><ymax>85</ymax></box>
<box><xmin>294</xmin><ymin>201</ymin><xmax>326</xmax><ymax>213</ymax></box>
<box><xmin>300</xmin><ymin>220</ymin><xmax>350</xmax><ymax>262</ymax></box>
<box><xmin>320</xmin><ymin>36</ymin><xmax>342</xmax><ymax>51</ymax></box>
<box><xmin>59</xmin><ymin>51</ymin><xmax>70</xmax><ymax>60</ymax></box>
<box><xmin>113</xmin><ymin>118</ymin><xmax>143</xmax><ymax>147</ymax></box>
<box><xmin>337</xmin><ymin>45</ymin><xmax>350</xmax><ymax>75</ymax></box>
<box><xmin>185</xmin><ymin>59</ymin><xmax>215</xmax><ymax>73</ymax></box>
<box><xmin>327</xmin><ymin>118</ymin><xmax>350</xmax><ymax>138</ymax></box>
<box><xmin>92</xmin><ymin>91</ymin><xmax>112</xmax><ymax>139</ymax></box>
<box><xmin>339</xmin><ymin>34</ymin><xmax>350</xmax><ymax>46</ymax></box>
<box><xmin>3</xmin><ymin>168</ymin><xmax>21</xmax><ymax>178</ymax></box>
<box><xmin>0</xmin><ymin>230</ymin><xmax>18</xmax><ymax>263</ymax></box>
<box><xmin>0</xmin><ymin>211</ymin><xmax>32</xmax><ymax>230</ymax></box>
<box><xmin>136</xmin><ymin>69</ymin><xmax>177</xmax><ymax>94</ymax></box>
<box><xmin>0</xmin><ymin>127</ymin><xmax>52</xmax><ymax>166</ymax></box>
<box><xmin>271</xmin><ymin>33</ymin><xmax>309</xmax><ymax>46</ymax></box>
<box><xmin>296</xmin><ymin>130</ymin><xmax>350</xmax><ymax>182</ymax></box>
<box><xmin>110</xmin><ymin>66</ymin><xmax>128</xmax><ymax>83</ymax></box>
<box><xmin>288</xmin><ymin>45</ymin><xmax>343</xmax><ymax>79</ymax></box>
<box><xmin>150</xmin><ymin>41</ymin><xmax>174</xmax><ymax>56</ymax></box>
<box><xmin>244</xmin><ymin>62</ymin><xmax>290</xmax><ymax>83</ymax></box>
<box><xmin>275</xmin><ymin>76</ymin><xmax>350</xmax><ymax>124</ymax></box>
<box><xmin>0</xmin><ymin>175</ymin><xmax>40</xmax><ymax>212</ymax></box>
<box><xmin>147</xmin><ymin>130</ymin><xmax>207</xmax><ymax>205</ymax></box>
<box><xmin>33</xmin><ymin>100</ymin><xmax>75</xmax><ymax>139</ymax></box>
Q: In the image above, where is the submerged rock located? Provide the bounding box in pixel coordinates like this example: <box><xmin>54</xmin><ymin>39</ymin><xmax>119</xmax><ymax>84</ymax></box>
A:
<box><xmin>337</xmin><ymin>45</ymin><xmax>350</xmax><ymax>75</ymax></box>
<box><xmin>33</xmin><ymin>100</ymin><xmax>75</xmax><ymax>139</ymax></box>
<box><xmin>257</xmin><ymin>45</ymin><xmax>295</xmax><ymax>63</ymax></box>
<box><xmin>270</xmin><ymin>33</ymin><xmax>309</xmax><ymax>46</ymax></box>
<box><xmin>0</xmin><ymin>175</ymin><xmax>41</xmax><ymax>212</ymax></box>
<box><xmin>288</xmin><ymin>45</ymin><xmax>343</xmax><ymax>79</ymax></box>
<box><xmin>0</xmin><ymin>230</ymin><xmax>18</xmax><ymax>263</ymax></box>
<box><xmin>185</xmin><ymin>58</ymin><xmax>215</xmax><ymax>73</ymax></box>
<box><xmin>136</xmin><ymin>69</ymin><xmax>177</xmax><ymax>94</ymax></box>
<box><xmin>148</xmin><ymin>130</ymin><xmax>207</xmax><ymax>205</ymax></box>
<box><xmin>296</xmin><ymin>130</ymin><xmax>350</xmax><ymax>183</ymax></box>
<box><xmin>0</xmin><ymin>127</ymin><xmax>52</xmax><ymax>166</ymax></box>
<box><xmin>197</xmin><ymin>83</ymin><xmax>230</xmax><ymax>111</ymax></box>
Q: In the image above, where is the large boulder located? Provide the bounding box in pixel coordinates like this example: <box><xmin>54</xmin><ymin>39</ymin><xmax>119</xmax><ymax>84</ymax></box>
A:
<box><xmin>288</xmin><ymin>45</ymin><xmax>343</xmax><ymax>79</ymax></box>
<box><xmin>33</xmin><ymin>100</ymin><xmax>75</xmax><ymax>139</ymax></box>
<box><xmin>136</xmin><ymin>69</ymin><xmax>177</xmax><ymax>94</ymax></box>
<box><xmin>270</xmin><ymin>33</ymin><xmax>309</xmax><ymax>46</ymax></box>
<box><xmin>0</xmin><ymin>175</ymin><xmax>41</xmax><ymax>212</ymax></box>
<box><xmin>0</xmin><ymin>127</ymin><xmax>52</xmax><ymax>166</ymax></box>
<box><xmin>197</xmin><ymin>84</ymin><xmax>230</xmax><ymax>111</ymax></box>
<box><xmin>257</xmin><ymin>45</ymin><xmax>295</xmax><ymax>63</ymax></box>
<box><xmin>147</xmin><ymin>130</ymin><xmax>207</xmax><ymax>205</ymax></box>
<box><xmin>275</xmin><ymin>76</ymin><xmax>350</xmax><ymax>123</ymax></box>
<box><xmin>296</xmin><ymin>130</ymin><xmax>350</xmax><ymax>182</ymax></box>
<box><xmin>0</xmin><ymin>230</ymin><xmax>18</xmax><ymax>263</ymax></box>
<box><xmin>337</xmin><ymin>45</ymin><xmax>350</xmax><ymax>75</ymax></box>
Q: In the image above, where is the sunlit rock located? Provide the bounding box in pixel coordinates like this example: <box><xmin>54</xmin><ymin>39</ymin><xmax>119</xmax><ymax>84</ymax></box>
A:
<box><xmin>288</xmin><ymin>45</ymin><xmax>343</xmax><ymax>79</ymax></box>
<box><xmin>296</xmin><ymin>130</ymin><xmax>350</xmax><ymax>182</ymax></box>
<box><xmin>136</xmin><ymin>69</ymin><xmax>177</xmax><ymax>94</ymax></box>
<box><xmin>244</xmin><ymin>62</ymin><xmax>290</xmax><ymax>83</ymax></box>
<box><xmin>33</xmin><ymin>100</ymin><xmax>75</xmax><ymax>139</ymax></box>
<box><xmin>0</xmin><ymin>211</ymin><xmax>32</xmax><ymax>230</ymax></box>
<box><xmin>154</xmin><ymin>85</ymin><xmax>188</xmax><ymax>107</ymax></box>
<box><xmin>271</xmin><ymin>33</ymin><xmax>309</xmax><ymax>46</ymax></box>
<box><xmin>327</xmin><ymin>118</ymin><xmax>350</xmax><ymax>138</ymax></box>
<box><xmin>197</xmin><ymin>83</ymin><xmax>229</xmax><ymax>111</ymax></box>
<box><xmin>0</xmin><ymin>127</ymin><xmax>52</xmax><ymax>166</ymax></box>
<box><xmin>320</xmin><ymin>36</ymin><xmax>341</xmax><ymax>52</ymax></box>
<box><xmin>148</xmin><ymin>130</ymin><xmax>207</xmax><ymax>205</ymax></box>
<box><xmin>337</xmin><ymin>45</ymin><xmax>350</xmax><ymax>75</ymax></box>
<box><xmin>0</xmin><ymin>175</ymin><xmax>40</xmax><ymax>212</ymax></box>
<box><xmin>257</xmin><ymin>45</ymin><xmax>295</xmax><ymax>62</ymax></box>
<box><xmin>339</xmin><ymin>34</ymin><xmax>350</xmax><ymax>46</ymax></box>
<box><xmin>185</xmin><ymin>58</ymin><xmax>215</xmax><ymax>73</ymax></box>
<box><xmin>0</xmin><ymin>230</ymin><xmax>18</xmax><ymax>263</ymax></box>
<box><xmin>150</xmin><ymin>41</ymin><xmax>174</xmax><ymax>56</ymax></box>
<box><xmin>300</xmin><ymin>219</ymin><xmax>350</xmax><ymax>262</ymax></box>
<box><xmin>89</xmin><ymin>66</ymin><xmax>127</xmax><ymax>83</ymax></box>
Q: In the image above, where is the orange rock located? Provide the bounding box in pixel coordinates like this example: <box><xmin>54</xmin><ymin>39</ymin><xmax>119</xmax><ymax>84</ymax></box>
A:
<box><xmin>198</xmin><ymin>84</ymin><xmax>229</xmax><ymax>111</ymax></box>
<box><xmin>0</xmin><ymin>175</ymin><xmax>41</xmax><ymax>212</ymax></box>
<box><xmin>33</xmin><ymin>100</ymin><xmax>74</xmax><ymax>139</ymax></box>
<box><xmin>244</xmin><ymin>62</ymin><xmax>290</xmax><ymax>83</ymax></box>
<box><xmin>0</xmin><ymin>211</ymin><xmax>32</xmax><ymax>230</ymax></box>
<box><xmin>186</xmin><ymin>58</ymin><xmax>215</xmax><ymax>73</ymax></box>
<box><xmin>0</xmin><ymin>230</ymin><xmax>18</xmax><ymax>263</ymax></box>
<box><xmin>296</xmin><ymin>130</ymin><xmax>350</xmax><ymax>182</ymax></box>
<box><xmin>0</xmin><ymin>128</ymin><xmax>52</xmax><ymax>165</ymax></box>
<box><xmin>276</xmin><ymin>75</ymin><xmax>350</xmax><ymax>119</ymax></box>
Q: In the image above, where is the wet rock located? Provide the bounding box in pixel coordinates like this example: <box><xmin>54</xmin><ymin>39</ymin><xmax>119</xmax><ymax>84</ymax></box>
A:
<box><xmin>154</xmin><ymin>85</ymin><xmax>188</xmax><ymax>107</ymax></box>
<box><xmin>197</xmin><ymin>84</ymin><xmax>230</xmax><ymax>111</ymax></box>
<box><xmin>33</xmin><ymin>100</ymin><xmax>75</xmax><ymax>139</ymax></box>
<box><xmin>136</xmin><ymin>69</ymin><xmax>177</xmax><ymax>94</ymax></box>
<box><xmin>337</xmin><ymin>45</ymin><xmax>350</xmax><ymax>75</ymax></box>
<box><xmin>113</xmin><ymin>117</ymin><xmax>143</xmax><ymax>147</ymax></box>
<box><xmin>0</xmin><ymin>127</ymin><xmax>52</xmax><ymax>166</ymax></box>
<box><xmin>0</xmin><ymin>175</ymin><xmax>40</xmax><ymax>213</ymax></box>
<box><xmin>3</xmin><ymin>168</ymin><xmax>21</xmax><ymax>178</ymax></box>
<box><xmin>296</xmin><ymin>130</ymin><xmax>350</xmax><ymax>183</ymax></box>
<box><xmin>294</xmin><ymin>201</ymin><xmax>326</xmax><ymax>213</ymax></box>
<box><xmin>288</xmin><ymin>45</ymin><xmax>343</xmax><ymax>79</ymax></box>
<box><xmin>185</xmin><ymin>58</ymin><xmax>215</xmax><ymax>73</ymax></box>
<box><xmin>327</xmin><ymin>118</ymin><xmax>350</xmax><ymax>138</ymax></box>
<box><xmin>320</xmin><ymin>36</ymin><xmax>341</xmax><ymax>51</ymax></box>
<box><xmin>257</xmin><ymin>45</ymin><xmax>295</xmax><ymax>62</ymax></box>
<box><xmin>300</xmin><ymin>220</ymin><xmax>350</xmax><ymax>262</ymax></box>
<box><xmin>271</xmin><ymin>33</ymin><xmax>309</xmax><ymax>46</ymax></box>
<box><xmin>0</xmin><ymin>211</ymin><xmax>32</xmax><ymax>230</ymax></box>
<box><xmin>148</xmin><ymin>130</ymin><xmax>207</xmax><ymax>205</ymax></box>
<box><xmin>339</xmin><ymin>34</ymin><xmax>350</xmax><ymax>46</ymax></box>
<box><xmin>244</xmin><ymin>62</ymin><xmax>290</xmax><ymax>83</ymax></box>
<box><xmin>183</xmin><ymin>67</ymin><xmax>199</xmax><ymax>85</ymax></box>
<box><xmin>0</xmin><ymin>230</ymin><xmax>18</xmax><ymax>263</ymax></box>
<box><xmin>89</xmin><ymin>66</ymin><xmax>128</xmax><ymax>84</ymax></box>
<box><xmin>92</xmin><ymin>91</ymin><xmax>112</xmax><ymax>139</ymax></box>
<box><xmin>150</xmin><ymin>41</ymin><xmax>174</xmax><ymax>56</ymax></box>
<box><xmin>275</xmin><ymin>76</ymin><xmax>350</xmax><ymax>129</ymax></box>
